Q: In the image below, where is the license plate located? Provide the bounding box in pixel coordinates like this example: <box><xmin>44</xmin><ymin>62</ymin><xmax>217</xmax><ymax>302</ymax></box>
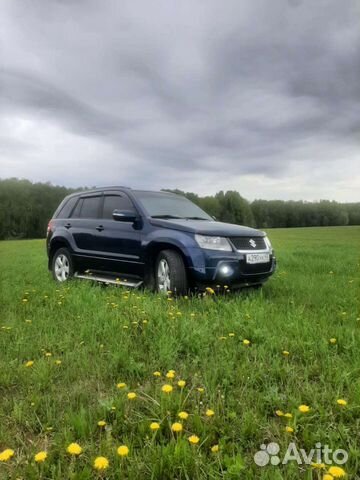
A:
<box><xmin>246</xmin><ymin>253</ymin><xmax>270</xmax><ymax>264</ymax></box>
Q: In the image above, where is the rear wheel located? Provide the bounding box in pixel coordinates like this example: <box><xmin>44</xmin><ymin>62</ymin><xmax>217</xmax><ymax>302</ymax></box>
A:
<box><xmin>52</xmin><ymin>247</ymin><xmax>74</xmax><ymax>282</ymax></box>
<box><xmin>155</xmin><ymin>250</ymin><xmax>187</xmax><ymax>295</ymax></box>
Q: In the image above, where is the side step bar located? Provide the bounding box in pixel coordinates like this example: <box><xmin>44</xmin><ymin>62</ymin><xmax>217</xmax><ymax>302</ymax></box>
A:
<box><xmin>74</xmin><ymin>273</ymin><xmax>143</xmax><ymax>288</ymax></box>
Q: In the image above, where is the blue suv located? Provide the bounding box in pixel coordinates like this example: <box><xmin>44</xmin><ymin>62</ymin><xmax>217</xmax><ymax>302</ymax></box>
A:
<box><xmin>47</xmin><ymin>187</ymin><xmax>276</xmax><ymax>293</ymax></box>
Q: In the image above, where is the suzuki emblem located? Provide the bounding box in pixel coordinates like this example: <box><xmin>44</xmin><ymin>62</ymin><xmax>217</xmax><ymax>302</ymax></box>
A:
<box><xmin>249</xmin><ymin>239</ymin><xmax>257</xmax><ymax>248</ymax></box>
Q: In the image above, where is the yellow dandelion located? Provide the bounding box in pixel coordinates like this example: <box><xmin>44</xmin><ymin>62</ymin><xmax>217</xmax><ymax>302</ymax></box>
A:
<box><xmin>153</xmin><ymin>371</ymin><xmax>161</xmax><ymax>377</ymax></box>
<box><xmin>275</xmin><ymin>410</ymin><xmax>284</xmax><ymax>417</ymax></box>
<box><xmin>285</xmin><ymin>426</ymin><xmax>294</xmax><ymax>433</ymax></box>
<box><xmin>205</xmin><ymin>287</ymin><xmax>215</xmax><ymax>294</ymax></box>
<box><xmin>178</xmin><ymin>411</ymin><xmax>189</xmax><ymax>420</ymax></box>
<box><xmin>328</xmin><ymin>466</ymin><xmax>346</xmax><ymax>477</ymax></box>
<box><xmin>67</xmin><ymin>443</ymin><xmax>82</xmax><ymax>456</ymax></box>
<box><xmin>117</xmin><ymin>382</ymin><xmax>126</xmax><ymax>389</ymax></box>
<box><xmin>93</xmin><ymin>456</ymin><xmax>109</xmax><ymax>470</ymax></box>
<box><xmin>150</xmin><ymin>422</ymin><xmax>160</xmax><ymax>431</ymax></box>
<box><xmin>284</xmin><ymin>413</ymin><xmax>293</xmax><ymax>419</ymax></box>
<box><xmin>311</xmin><ymin>462</ymin><xmax>326</xmax><ymax>469</ymax></box>
<box><xmin>117</xmin><ymin>445</ymin><xmax>129</xmax><ymax>457</ymax></box>
<box><xmin>206</xmin><ymin>409</ymin><xmax>215</xmax><ymax>417</ymax></box>
<box><xmin>177</xmin><ymin>380</ymin><xmax>186</xmax><ymax>388</ymax></box>
<box><xmin>323</xmin><ymin>474</ymin><xmax>334</xmax><ymax>480</ymax></box>
<box><xmin>34</xmin><ymin>451</ymin><xmax>47</xmax><ymax>463</ymax></box>
<box><xmin>211</xmin><ymin>444</ymin><xmax>219</xmax><ymax>453</ymax></box>
<box><xmin>166</xmin><ymin>370</ymin><xmax>175</xmax><ymax>379</ymax></box>
<box><xmin>25</xmin><ymin>360</ymin><xmax>34</xmax><ymax>368</ymax></box>
<box><xmin>337</xmin><ymin>399</ymin><xmax>347</xmax><ymax>407</ymax></box>
<box><xmin>0</xmin><ymin>449</ymin><xmax>15</xmax><ymax>462</ymax></box>
<box><xmin>55</xmin><ymin>359</ymin><xmax>62</xmax><ymax>365</ymax></box>
<box><xmin>282</xmin><ymin>350</ymin><xmax>290</xmax><ymax>356</ymax></box>
<box><xmin>161</xmin><ymin>384</ymin><xmax>173</xmax><ymax>394</ymax></box>
<box><xmin>298</xmin><ymin>404</ymin><xmax>310</xmax><ymax>413</ymax></box>
<box><xmin>197</xmin><ymin>387</ymin><xmax>205</xmax><ymax>393</ymax></box>
<box><xmin>97</xmin><ymin>420</ymin><xmax>106</xmax><ymax>427</ymax></box>
<box><xmin>329</xmin><ymin>338</ymin><xmax>337</xmax><ymax>344</ymax></box>
<box><xmin>127</xmin><ymin>392</ymin><xmax>137</xmax><ymax>400</ymax></box>
<box><xmin>228</xmin><ymin>333</ymin><xmax>235</xmax><ymax>337</ymax></box>
<box><xmin>171</xmin><ymin>422</ymin><xmax>183</xmax><ymax>433</ymax></box>
<box><xmin>243</xmin><ymin>339</ymin><xmax>251</xmax><ymax>346</ymax></box>
<box><xmin>188</xmin><ymin>435</ymin><xmax>200</xmax><ymax>445</ymax></box>
<box><xmin>45</xmin><ymin>352</ymin><xmax>52</xmax><ymax>357</ymax></box>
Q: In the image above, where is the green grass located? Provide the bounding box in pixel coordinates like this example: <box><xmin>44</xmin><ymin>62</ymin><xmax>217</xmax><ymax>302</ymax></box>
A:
<box><xmin>0</xmin><ymin>226</ymin><xmax>359</xmax><ymax>479</ymax></box>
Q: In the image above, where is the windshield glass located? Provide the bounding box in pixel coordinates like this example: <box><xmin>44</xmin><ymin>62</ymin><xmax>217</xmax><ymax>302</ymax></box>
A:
<box><xmin>133</xmin><ymin>191</ymin><xmax>213</xmax><ymax>220</ymax></box>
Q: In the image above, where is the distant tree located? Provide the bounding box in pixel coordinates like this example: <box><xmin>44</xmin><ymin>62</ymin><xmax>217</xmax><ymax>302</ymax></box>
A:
<box><xmin>215</xmin><ymin>191</ymin><xmax>255</xmax><ymax>226</ymax></box>
<box><xmin>0</xmin><ymin>178</ymin><xmax>359</xmax><ymax>240</ymax></box>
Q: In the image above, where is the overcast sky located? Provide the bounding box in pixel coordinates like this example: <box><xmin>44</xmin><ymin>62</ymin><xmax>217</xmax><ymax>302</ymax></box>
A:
<box><xmin>1</xmin><ymin>0</ymin><xmax>359</xmax><ymax>201</ymax></box>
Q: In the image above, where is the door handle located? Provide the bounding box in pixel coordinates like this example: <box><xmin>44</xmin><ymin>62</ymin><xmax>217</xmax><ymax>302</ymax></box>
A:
<box><xmin>64</xmin><ymin>223</ymin><xmax>72</xmax><ymax>229</ymax></box>
<box><xmin>96</xmin><ymin>225</ymin><xmax>104</xmax><ymax>231</ymax></box>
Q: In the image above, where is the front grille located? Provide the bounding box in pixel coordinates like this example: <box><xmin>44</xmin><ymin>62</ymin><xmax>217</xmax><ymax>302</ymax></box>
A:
<box><xmin>240</xmin><ymin>261</ymin><xmax>272</xmax><ymax>275</ymax></box>
<box><xmin>230</xmin><ymin>236</ymin><xmax>266</xmax><ymax>250</ymax></box>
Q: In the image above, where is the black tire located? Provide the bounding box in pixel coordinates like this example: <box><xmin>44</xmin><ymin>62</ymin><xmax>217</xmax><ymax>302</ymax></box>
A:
<box><xmin>51</xmin><ymin>247</ymin><xmax>74</xmax><ymax>283</ymax></box>
<box><xmin>155</xmin><ymin>249</ymin><xmax>188</xmax><ymax>295</ymax></box>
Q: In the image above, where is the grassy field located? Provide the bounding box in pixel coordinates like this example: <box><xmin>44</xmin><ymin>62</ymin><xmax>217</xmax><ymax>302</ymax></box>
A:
<box><xmin>0</xmin><ymin>226</ymin><xmax>359</xmax><ymax>479</ymax></box>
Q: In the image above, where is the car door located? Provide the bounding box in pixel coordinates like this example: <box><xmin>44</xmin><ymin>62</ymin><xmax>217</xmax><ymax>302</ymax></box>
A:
<box><xmin>96</xmin><ymin>191</ymin><xmax>143</xmax><ymax>276</ymax></box>
<box><xmin>68</xmin><ymin>193</ymin><xmax>104</xmax><ymax>270</ymax></box>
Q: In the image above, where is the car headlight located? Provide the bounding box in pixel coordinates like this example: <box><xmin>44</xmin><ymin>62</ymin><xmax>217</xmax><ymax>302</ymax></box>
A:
<box><xmin>195</xmin><ymin>234</ymin><xmax>232</xmax><ymax>251</ymax></box>
<box><xmin>264</xmin><ymin>236</ymin><xmax>273</xmax><ymax>251</ymax></box>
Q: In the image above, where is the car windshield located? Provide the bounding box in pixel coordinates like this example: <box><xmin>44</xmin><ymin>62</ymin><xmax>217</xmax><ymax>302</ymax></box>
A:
<box><xmin>133</xmin><ymin>191</ymin><xmax>213</xmax><ymax>221</ymax></box>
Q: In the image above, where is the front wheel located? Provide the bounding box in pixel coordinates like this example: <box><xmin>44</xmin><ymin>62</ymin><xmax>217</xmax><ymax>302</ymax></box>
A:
<box><xmin>52</xmin><ymin>247</ymin><xmax>74</xmax><ymax>282</ymax></box>
<box><xmin>155</xmin><ymin>250</ymin><xmax>188</xmax><ymax>295</ymax></box>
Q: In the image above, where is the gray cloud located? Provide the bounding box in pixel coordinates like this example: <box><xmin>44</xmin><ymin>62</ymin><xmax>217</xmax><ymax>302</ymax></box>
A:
<box><xmin>0</xmin><ymin>0</ymin><xmax>359</xmax><ymax>200</ymax></box>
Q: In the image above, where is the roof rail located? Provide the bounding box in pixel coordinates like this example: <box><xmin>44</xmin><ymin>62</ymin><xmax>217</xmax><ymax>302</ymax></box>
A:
<box><xmin>101</xmin><ymin>185</ymin><xmax>131</xmax><ymax>189</ymax></box>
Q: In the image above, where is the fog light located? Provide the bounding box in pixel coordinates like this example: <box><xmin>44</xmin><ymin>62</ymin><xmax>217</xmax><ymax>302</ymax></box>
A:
<box><xmin>220</xmin><ymin>265</ymin><xmax>233</xmax><ymax>276</ymax></box>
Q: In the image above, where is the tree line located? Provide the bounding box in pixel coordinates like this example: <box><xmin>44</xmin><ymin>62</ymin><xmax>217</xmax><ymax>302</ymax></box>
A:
<box><xmin>0</xmin><ymin>178</ymin><xmax>359</xmax><ymax>239</ymax></box>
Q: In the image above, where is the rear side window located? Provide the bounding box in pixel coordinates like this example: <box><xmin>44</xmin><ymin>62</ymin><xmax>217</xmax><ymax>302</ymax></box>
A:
<box><xmin>71</xmin><ymin>198</ymin><xmax>83</xmax><ymax>218</ymax></box>
<box><xmin>102</xmin><ymin>194</ymin><xmax>136</xmax><ymax>219</ymax></box>
<box><xmin>71</xmin><ymin>196</ymin><xmax>102</xmax><ymax>218</ymax></box>
<box><xmin>56</xmin><ymin>196</ymin><xmax>78</xmax><ymax>218</ymax></box>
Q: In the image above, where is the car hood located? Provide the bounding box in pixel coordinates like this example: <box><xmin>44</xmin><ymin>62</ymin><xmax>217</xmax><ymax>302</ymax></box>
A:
<box><xmin>149</xmin><ymin>218</ymin><xmax>265</xmax><ymax>237</ymax></box>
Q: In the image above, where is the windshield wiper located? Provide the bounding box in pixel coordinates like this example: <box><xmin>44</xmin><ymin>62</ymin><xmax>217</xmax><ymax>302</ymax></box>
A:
<box><xmin>151</xmin><ymin>215</ymin><xmax>183</xmax><ymax>219</ymax></box>
<box><xmin>184</xmin><ymin>216</ymin><xmax>209</xmax><ymax>220</ymax></box>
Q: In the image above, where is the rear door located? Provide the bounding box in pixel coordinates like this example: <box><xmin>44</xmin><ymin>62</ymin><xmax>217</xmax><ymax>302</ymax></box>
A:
<box><xmin>69</xmin><ymin>193</ymin><xmax>103</xmax><ymax>269</ymax></box>
<box><xmin>96</xmin><ymin>191</ymin><xmax>143</xmax><ymax>276</ymax></box>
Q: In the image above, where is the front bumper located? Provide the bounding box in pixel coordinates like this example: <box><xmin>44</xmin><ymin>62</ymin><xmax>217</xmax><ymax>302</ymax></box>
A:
<box><xmin>186</xmin><ymin>247</ymin><xmax>276</xmax><ymax>287</ymax></box>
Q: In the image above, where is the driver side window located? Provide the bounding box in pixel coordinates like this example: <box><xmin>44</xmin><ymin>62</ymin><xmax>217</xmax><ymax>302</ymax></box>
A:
<box><xmin>102</xmin><ymin>194</ymin><xmax>136</xmax><ymax>219</ymax></box>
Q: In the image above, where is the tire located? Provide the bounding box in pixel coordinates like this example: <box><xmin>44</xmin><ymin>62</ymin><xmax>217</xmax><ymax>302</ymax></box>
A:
<box><xmin>155</xmin><ymin>250</ymin><xmax>188</xmax><ymax>295</ymax></box>
<box><xmin>51</xmin><ymin>247</ymin><xmax>74</xmax><ymax>283</ymax></box>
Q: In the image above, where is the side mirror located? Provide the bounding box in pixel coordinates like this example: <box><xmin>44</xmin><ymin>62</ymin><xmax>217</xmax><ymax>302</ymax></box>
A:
<box><xmin>112</xmin><ymin>209</ymin><xmax>137</xmax><ymax>222</ymax></box>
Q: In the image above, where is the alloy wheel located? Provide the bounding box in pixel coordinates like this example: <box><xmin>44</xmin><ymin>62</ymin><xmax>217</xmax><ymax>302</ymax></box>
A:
<box><xmin>54</xmin><ymin>254</ymin><xmax>70</xmax><ymax>282</ymax></box>
<box><xmin>157</xmin><ymin>258</ymin><xmax>171</xmax><ymax>292</ymax></box>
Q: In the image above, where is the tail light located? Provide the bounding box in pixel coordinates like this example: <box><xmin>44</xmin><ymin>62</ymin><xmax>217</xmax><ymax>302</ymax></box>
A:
<box><xmin>47</xmin><ymin>220</ymin><xmax>53</xmax><ymax>236</ymax></box>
